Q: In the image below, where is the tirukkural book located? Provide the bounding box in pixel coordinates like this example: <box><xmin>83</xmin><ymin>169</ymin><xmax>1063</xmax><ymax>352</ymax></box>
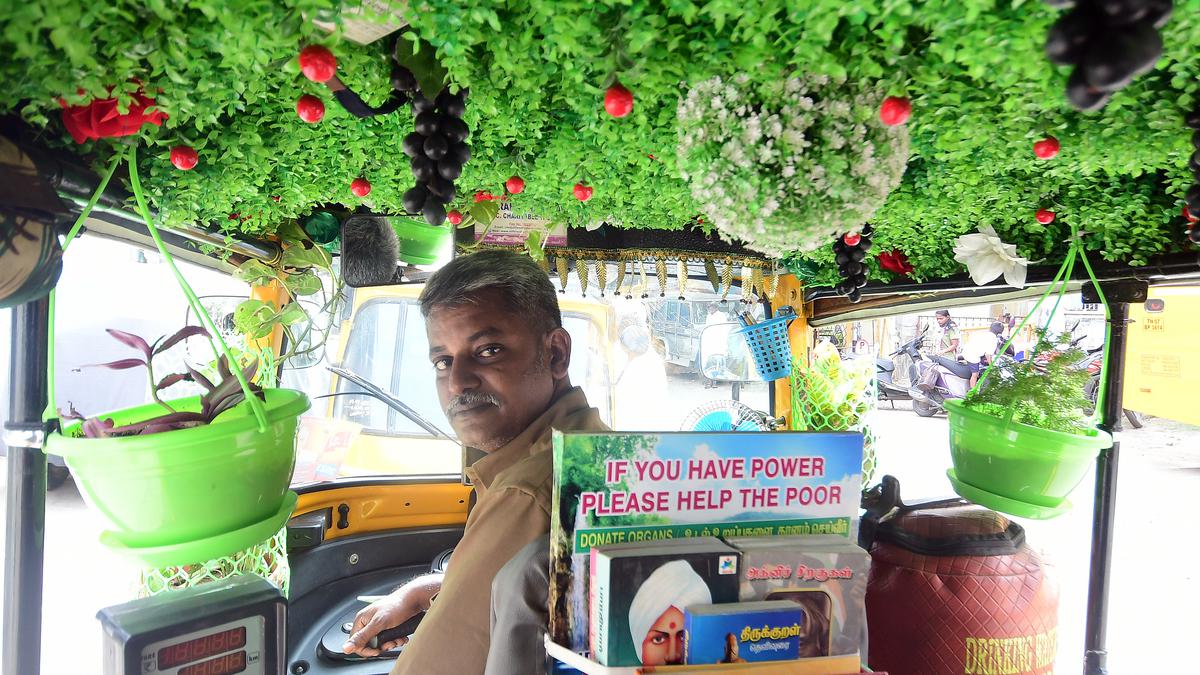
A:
<box><xmin>590</xmin><ymin>539</ymin><xmax>741</xmax><ymax>667</ymax></box>
<box><xmin>683</xmin><ymin>600</ymin><xmax>805</xmax><ymax>665</ymax></box>
<box><xmin>550</xmin><ymin>430</ymin><xmax>863</xmax><ymax>655</ymax></box>
<box><xmin>730</xmin><ymin>537</ymin><xmax>871</xmax><ymax>659</ymax></box>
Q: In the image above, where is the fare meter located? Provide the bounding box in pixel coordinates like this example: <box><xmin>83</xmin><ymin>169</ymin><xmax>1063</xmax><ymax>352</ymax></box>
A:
<box><xmin>97</xmin><ymin>575</ymin><xmax>285</xmax><ymax>675</ymax></box>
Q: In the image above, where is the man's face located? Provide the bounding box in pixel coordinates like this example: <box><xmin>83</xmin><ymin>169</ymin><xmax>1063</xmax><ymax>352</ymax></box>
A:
<box><xmin>936</xmin><ymin>314</ymin><xmax>949</xmax><ymax>327</ymax></box>
<box><xmin>426</xmin><ymin>288</ymin><xmax>569</xmax><ymax>452</ymax></box>
<box><xmin>641</xmin><ymin>606</ymin><xmax>685</xmax><ymax>666</ymax></box>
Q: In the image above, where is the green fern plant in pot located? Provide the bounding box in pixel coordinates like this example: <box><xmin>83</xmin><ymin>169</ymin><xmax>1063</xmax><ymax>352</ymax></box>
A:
<box><xmin>945</xmin><ymin>239</ymin><xmax>1112</xmax><ymax>519</ymax></box>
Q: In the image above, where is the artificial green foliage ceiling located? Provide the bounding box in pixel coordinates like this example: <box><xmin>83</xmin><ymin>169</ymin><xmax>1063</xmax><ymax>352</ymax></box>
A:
<box><xmin>3</xmin><ymin>0</ymin><xmax>1200</xmax><ymax>284</ymax></box>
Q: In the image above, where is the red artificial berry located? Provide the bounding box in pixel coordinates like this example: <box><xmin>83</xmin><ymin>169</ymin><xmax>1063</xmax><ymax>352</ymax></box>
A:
<box><xmin>296</xmin><ymin>95</ymin><xmax>325</xmax><ymax>123</ymax></box>
<box><xmin>447</xmin><ymin>210</ymin><xmax>464</xmax><ymax>225</ymax></box>
<box><xmin>228</xmin><ymin>213</ymin><xmax>239</xmax><ymax>221</ymax></box>
<box><xmin>1036</xmin><ymin>209</ymin><xmax>1056</xmax><ymax>224</ymax></box>
<box><xmin>271</xmin><ymin>195</ymin><xmax>281</xmax><ymax>202</ymax></box>
<box><xmin>351</xmin><ymin>177</ymin><xmax>371</xmax><ymax>197</ymax></box>
<box><xmin>843</xmin><ymin>232</ymin><xmax>862</xmax><ymax>247</ymax></box>
<box><xmin>573</xmin><ymin>183</ymin><xmax>594</xmax><ymax>202</ymax></box>
<box><xmin>604</xmin><ymin>82</ymin><xmax>634</xmax><ymax>118</ymax></box>
<box><xmin>298</xmin><ymin>45</ymin><xmax>338</xmax><ymax>83</ymax></box>
<box><xmin>506</xmin><ymin>175</ymin><xmax>525</xmax><ymax>194</ymax></box>
<box><xmin>169</xmin><ymin>146</ymin><xmax>198</xmax><ymax>171</ymax></box>
<box><xmin>1184</xmin><ymin>205</ymin><xmax>1199</xmax><ymax>222</ymax></box>
<box><xmin>1033</xmin><ymin>136</ymin><xmax>1061</xmax><ymax>160</ymax></box>
<box><xmin>879</xmin><ymin>96</ymin><xmax>911</xmax><ymax>126</ymax></box>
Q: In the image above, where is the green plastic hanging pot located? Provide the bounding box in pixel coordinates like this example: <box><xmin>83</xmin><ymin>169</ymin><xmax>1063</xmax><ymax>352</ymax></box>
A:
<box><xmin>45</xmin><ymin>389</ymin><xmax>309</xmax><ymax>554</ymax></box>
<box><xmin>391</xmin><ymin>217</ymin><xmax>452</xmax><ymax>265</ymax></box>
<box><xmin>945</xmin><ymin>399</ymin><xmax>1111</xmax><ymax>516</ymax></box>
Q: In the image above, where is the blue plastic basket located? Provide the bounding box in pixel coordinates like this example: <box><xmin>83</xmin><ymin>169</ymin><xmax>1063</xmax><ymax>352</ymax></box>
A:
<box><xmin>737</xmin><ymin>313</ymin><xmax>795</xmax><ymax>381</ymax></box>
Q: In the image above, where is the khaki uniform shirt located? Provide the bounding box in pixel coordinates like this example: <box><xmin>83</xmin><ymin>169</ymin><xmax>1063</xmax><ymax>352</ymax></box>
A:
<box><xmin>391</xmin><ymin>387</ymin><xmax>607</xmax><ymax>675</ymax></box>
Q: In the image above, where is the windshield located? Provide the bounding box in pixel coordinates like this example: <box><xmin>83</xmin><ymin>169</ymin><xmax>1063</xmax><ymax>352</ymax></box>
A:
<box><xmin>289</xmin><ymin>278</ymin><xmax>770</xmax><ymax>483</ymax></box>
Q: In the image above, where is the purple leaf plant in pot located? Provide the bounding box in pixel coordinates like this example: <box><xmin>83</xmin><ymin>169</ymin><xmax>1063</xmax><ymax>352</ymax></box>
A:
<box><xmin>61</xmin><ymin>325</ymin><xmax>263</xmax><ymax>438</ymax></box>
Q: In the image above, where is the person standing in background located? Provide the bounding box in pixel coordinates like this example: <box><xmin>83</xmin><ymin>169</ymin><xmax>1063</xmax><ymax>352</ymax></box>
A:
<box><xmin>932</xmin><ymin>309</ymin><xmax>961</xmax><ymax>357</ymax></box>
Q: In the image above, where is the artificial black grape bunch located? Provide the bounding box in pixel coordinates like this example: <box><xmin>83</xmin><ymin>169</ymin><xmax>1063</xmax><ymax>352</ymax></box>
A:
<box><xmin>1043</xmin><ymin>0</ymin><xmax>1173</xmax><ymax>112</ymax></box>
<box><xmin>401</xmin><ymin>88</ymin><xmax>470</xmax><ymax>226</ymax></box>
<box><xmin>1185</xmin><ymin>105</ymin><xmax>1200</xmax><ymax>244</ymax></box>
<box><xmin>832</xmin><ymin>225</ymin><xmax>874</xmax><ymax>304</ymax></box>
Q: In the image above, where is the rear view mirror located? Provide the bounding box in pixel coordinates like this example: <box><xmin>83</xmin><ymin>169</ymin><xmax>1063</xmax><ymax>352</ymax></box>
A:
<box><xmin>340</xmin><ymin>214</ymin><xmax>453</xmax><ymax>288</ymax></box>
<box><xmin>698</xmin><ymin>322</ymin><xmax>761</xmax><ymax>383</ymax></box>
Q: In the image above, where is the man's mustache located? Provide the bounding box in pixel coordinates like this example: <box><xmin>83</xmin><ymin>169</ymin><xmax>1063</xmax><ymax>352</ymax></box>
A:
<box><xmin>445</xmin><ymin>391</ymin><xmax>501</xmax><ymax>416</ymax></box>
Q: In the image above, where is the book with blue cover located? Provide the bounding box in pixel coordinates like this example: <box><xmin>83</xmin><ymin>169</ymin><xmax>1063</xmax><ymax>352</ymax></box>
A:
<box><xmin>683</xmin><ymin>600</ymin><xmax>805</xmax><ymax>664</ymax></box>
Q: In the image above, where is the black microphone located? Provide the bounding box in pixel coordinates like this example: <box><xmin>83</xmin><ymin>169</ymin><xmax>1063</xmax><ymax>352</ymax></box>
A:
<box><xmin>341</xmin><ymin>214</ymin><xmax>400</xmax><ymax>287</ymax></box>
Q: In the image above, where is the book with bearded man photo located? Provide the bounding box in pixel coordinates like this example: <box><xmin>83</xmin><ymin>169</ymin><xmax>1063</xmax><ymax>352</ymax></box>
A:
<box><xmin>590</xmin><ymin>539</ymin><xmax>741</xmax><ymax>667</ymax></box>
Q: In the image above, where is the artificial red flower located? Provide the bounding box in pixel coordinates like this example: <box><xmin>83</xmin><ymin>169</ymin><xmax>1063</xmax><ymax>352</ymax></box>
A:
<box><xmin>877</xmin><ymin>249</ymin><xmax>914</xmax><ymax>276</ymax></box>
<box><xmin>57</xmin><ymin>92</ymin><xmax>168</xmax><ymax>144</ymax></box>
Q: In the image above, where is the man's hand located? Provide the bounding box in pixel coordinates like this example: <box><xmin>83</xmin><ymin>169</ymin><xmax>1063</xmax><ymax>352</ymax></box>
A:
<box><xmin>342</xmin><ymin>574</ymin><xmax>442</xmax><ymax>657</ymax></box>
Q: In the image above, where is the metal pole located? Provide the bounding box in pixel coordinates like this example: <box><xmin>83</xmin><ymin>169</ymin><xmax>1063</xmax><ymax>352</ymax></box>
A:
<box><xmin>3</xmin><ymin>298</ymin><xmax>50</xmax><ymax>675</ymax></box>
<box><xmin>1083</xmin><ymin>299</ymin><xmax>1128</xmax><ymax>675</ymax></box>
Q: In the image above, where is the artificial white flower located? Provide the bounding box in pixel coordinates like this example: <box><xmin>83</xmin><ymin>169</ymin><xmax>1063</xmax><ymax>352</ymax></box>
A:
<box><xmin>953</xmin><ymin>224</ymin><xmax>1030</xmax><ymax>288</ymax></box>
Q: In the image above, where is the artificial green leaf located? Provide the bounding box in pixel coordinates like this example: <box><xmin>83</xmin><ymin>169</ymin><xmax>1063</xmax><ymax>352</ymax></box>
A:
<box><xmin>276</xmin><ymin>302</ymin><xmax>308</xmax><ymax>326</ymax></box>
<box><xmin>232</xmin><ymin>299</ymin><xmax>276</xmax><ymax>339</ymax></box>
<box><xmin>282</xmin><ymin>242</ymin><xmax>333</xmax><ymax>270</ymax></box>
<box><xmin>469</xmin><ymin>199</ymin><xmax>500</xmax><ymax>226</ymax></box>
<box><xmin>394</xmin><ymin>31</ymin><xmax>449</xmax><ymax>99</ymax></box>
<box><xmin>234</xmin><ymin>259</ymin><xmax>277</xmax><ymax>286</ymax></box>
<box><xmin>283</xmin><ymin>270</ymin><xmax>322</xmax><ymax>296</ymax></box>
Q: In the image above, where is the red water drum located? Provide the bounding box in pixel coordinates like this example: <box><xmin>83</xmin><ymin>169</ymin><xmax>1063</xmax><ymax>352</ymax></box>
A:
<box><xmin>861</xmin><ymin>479</ymin><xmax>1058</xmax><ymax>675</ymax></box>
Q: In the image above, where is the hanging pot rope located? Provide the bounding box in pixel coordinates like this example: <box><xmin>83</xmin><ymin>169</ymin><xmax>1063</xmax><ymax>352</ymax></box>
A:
<box><xmin>655</xmin><ymin>257</ymin><xmax>667</xmax><ymax>297</ymax></box>
<box><xmin>614</xmin><ymin>260</ymin><xmax>627</xmax><ymax>297</ymax></box>
<box><xmin>676</xmin><ymin>260</ymin><xmax>688</xmax><ymax>300</ymax></box>
<box><xmin>596</xmin><ymin>260</ymin><xmax>608</xmax><ymax>297</ymax></box>
<box><xmin>41</xmin><ymin>153</ymin><xmax>123</xmax><ymax>421</ymax></box>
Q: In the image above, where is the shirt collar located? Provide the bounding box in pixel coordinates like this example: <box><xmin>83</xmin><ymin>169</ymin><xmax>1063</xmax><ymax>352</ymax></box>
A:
<box><xmin>464</xmin><ymin>386</ymin><xmax>597</xmax><ymax>490</ymax></box>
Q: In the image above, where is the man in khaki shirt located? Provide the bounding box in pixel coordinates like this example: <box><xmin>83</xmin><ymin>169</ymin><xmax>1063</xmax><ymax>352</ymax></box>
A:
<box><xmin>341</xmin><ymin>250</ymin><xmax>607</xmax><ymax>674</ymax></box>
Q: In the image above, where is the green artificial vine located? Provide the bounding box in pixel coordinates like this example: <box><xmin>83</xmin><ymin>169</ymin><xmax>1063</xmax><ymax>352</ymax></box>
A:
<box><xmin>3</xmin><ymin>1</ymin><xmax>1200</xmax><ymax>284</ymax></box>
<box><xmin>231</xmin><ymin>219</ymin><xmax>344</xmax><ymax>366</ymax></box>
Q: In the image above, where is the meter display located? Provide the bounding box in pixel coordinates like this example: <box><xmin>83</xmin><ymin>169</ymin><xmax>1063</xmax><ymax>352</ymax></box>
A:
<box><xmin>97</xmin><ymin>575</ymin><xmax>284</xmax><ymax>675</ymax></box>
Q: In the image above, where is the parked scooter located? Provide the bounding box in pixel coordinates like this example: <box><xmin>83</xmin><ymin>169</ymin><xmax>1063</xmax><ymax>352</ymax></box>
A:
<box><xmin>875</xmin><ymin>331</ymin><xmax>924</xmax><ymax>407</ymax></box>
<box><xmin>908</xmin><ymin>349</ymin><xmax>974</xmax><ymax>418</ymax></box>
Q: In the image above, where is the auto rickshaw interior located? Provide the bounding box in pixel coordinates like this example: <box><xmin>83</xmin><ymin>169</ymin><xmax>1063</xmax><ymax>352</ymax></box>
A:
<box><xmin>2</xmin><ymin>2</ymin><xmax>1200</xmax><ymax>675</ymax></box>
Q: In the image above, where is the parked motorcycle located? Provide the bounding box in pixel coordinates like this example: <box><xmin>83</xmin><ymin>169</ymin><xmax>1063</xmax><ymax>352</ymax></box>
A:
<box><xmin>1078</xmin><ymin>346</ymin><xmax>1143</xmax><ymax>429</ymax></box>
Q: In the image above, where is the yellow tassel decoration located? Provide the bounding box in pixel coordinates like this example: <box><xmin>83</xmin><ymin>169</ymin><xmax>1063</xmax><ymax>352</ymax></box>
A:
<box><xmin>555</xmin><ymin>255</ymin><xmax>569</xmax><ymax>293</ymax></box>
<box><xmin>575</xmin><ymin>258</ymin><xmax>589</xmax><ymax>295</ymax></box>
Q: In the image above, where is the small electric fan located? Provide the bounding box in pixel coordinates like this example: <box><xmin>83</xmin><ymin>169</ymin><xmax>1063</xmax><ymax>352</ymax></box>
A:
<box><xmin>680</xmin><ymin>400</ymin><xmax>770</xmax><ymax>432</ymax></box>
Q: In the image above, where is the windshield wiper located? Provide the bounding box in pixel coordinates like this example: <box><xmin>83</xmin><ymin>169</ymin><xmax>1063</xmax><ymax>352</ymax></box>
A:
<box><xmin>324</xmin><ymin>365</ymin><xmax>456</xmax><ymax>442</ymax></box>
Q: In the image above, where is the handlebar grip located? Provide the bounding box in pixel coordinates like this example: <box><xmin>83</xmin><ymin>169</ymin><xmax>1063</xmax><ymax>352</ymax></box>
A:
<box><xmin>369</xmin><ymin>612</ymin><xmax>425</xmax><ymax>650</ymax></box>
